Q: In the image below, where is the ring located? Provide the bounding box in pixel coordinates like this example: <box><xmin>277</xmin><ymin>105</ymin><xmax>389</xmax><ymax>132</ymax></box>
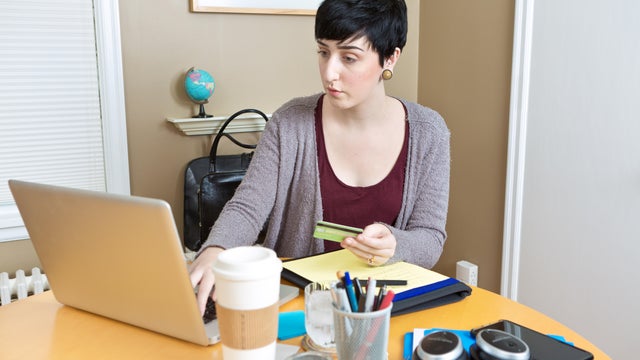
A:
<box><xmin>368</xmin><ymin>255</ymin><xmax>376</xmax><ymax>265</ymax></box>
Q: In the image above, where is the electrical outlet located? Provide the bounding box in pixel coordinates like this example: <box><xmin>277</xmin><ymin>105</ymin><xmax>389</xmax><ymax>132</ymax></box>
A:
<box><xmin>456</xmin><ymin>260</ymin><xmax>478</xmax><ymax>286</ymax></box>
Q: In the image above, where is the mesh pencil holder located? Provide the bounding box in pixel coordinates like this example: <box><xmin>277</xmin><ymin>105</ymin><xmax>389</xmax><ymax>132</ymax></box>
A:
<box><xmin>332</xmin><ymin>304</ymin><xmax>392</xmax><ymax>360</ymax></box>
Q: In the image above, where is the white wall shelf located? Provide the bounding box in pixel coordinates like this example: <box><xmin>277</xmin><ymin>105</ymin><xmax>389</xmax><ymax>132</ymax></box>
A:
<box><xmin>167</xmin><ymin>113</ymin><xmax>270</xmax><ymax>136</ymax></box>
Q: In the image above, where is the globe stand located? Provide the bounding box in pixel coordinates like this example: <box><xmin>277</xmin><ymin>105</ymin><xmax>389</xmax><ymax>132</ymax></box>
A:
<box><xmin>192</xmin><ymin>103</ymin><xmax>213</xmax><ymax>118</ymax></box>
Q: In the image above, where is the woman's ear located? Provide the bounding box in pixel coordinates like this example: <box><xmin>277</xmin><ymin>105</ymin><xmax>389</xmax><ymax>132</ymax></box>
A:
<box><xmin>385</xmin><ymin>47</ymin><xmax>402</xmax><ymax>70</ymax></box>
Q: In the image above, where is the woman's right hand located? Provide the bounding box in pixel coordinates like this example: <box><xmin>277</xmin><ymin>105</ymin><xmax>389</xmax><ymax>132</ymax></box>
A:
<box><xmin>188</xmin><ymin>246</ymin><xmax>224</xmax><ymax>315</ymax></box>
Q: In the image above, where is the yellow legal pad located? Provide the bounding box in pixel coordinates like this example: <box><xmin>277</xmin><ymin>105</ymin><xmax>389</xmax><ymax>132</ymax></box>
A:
<box><xmin>282</xmin><ymin>249</ymin><xmax>448</xmax><ymax>292</ymax></box>
<box><xmin>282</xmin><ymin>249</ymin><xmax>472</xmax><ymax>315</ymax></box>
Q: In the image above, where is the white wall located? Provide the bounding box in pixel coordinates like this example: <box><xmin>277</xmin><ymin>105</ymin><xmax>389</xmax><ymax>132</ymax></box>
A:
<box><xmin>507</xmin><ymin>1</ymin><xmax>640</xmax><ymax>359</ymax></box>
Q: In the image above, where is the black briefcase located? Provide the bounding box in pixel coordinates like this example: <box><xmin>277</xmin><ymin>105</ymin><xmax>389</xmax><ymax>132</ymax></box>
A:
<box><xmin>183</xmin><ymin>109</ymin><xmax>268</xmax><ymax>251</ymax></box>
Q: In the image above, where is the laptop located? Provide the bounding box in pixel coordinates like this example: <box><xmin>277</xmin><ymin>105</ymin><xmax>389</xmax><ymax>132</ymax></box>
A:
<box><xmin>8</xmin><ymin>179</ymin><xmax>299</xmax><ymax>346</ymax></box>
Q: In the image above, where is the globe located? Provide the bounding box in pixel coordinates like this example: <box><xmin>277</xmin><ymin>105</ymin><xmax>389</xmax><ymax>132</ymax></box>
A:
<box><xmin>184</xmin><ymin>67</ymin><xmax>215</xmax><ymax>118</ymax></box>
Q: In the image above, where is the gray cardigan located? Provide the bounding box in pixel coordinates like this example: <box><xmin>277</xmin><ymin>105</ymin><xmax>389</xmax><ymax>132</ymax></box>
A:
<box><xmin>200</xmin><ymin>93</ymin><xmax>450</xmax><ymax>269</ymax></box>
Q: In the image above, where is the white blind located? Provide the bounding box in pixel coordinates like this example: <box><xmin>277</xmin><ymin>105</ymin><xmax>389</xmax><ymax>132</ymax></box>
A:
<box><xmin>0</xmin><ymin>0</ymin><xmax>106</xmax><ymax>206</ymax></box>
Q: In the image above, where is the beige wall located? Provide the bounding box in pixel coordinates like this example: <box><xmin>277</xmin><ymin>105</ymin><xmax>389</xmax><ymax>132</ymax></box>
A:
<box><xmin>420</xmin><ymin>1</ymin><xmax>514</xmax><ymax>292</ymax></box>
<box><xmin>1</xmin><ymin>1</ymin><xmax>514</xmax><ymax>294</ymax></box>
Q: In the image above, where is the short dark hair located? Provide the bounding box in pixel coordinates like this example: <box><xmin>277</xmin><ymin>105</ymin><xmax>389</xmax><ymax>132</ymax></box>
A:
<box><xmin>315</xmin><ymin>0</ymin><xmax>408</xmax><ymax>66</ymax></box>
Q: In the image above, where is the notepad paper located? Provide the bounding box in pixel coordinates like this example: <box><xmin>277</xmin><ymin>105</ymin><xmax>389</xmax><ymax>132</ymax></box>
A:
<box><xmin>282</xmin><ymin>250</ymin><xmax>448</xmax><ymax>293</ymax></box>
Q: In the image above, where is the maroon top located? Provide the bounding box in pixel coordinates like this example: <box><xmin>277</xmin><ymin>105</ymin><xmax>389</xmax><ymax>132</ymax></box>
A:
<box><xmin>315</xmin><ymin>96</ymin><xmax>408</xmax><ymax>252</ymax></box>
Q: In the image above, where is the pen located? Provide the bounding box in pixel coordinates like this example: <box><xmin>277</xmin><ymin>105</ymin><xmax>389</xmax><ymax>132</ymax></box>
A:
<box><xmin>378</xmin><ymin>289</ymin><xmax>395</xmax><ymax>310</ymax></box>
<box><xmin>353</xmin><ymin>277</ymin><xmax>363</xmax><ymax>302</ymax></box>
<box><xmin>353</xmin><ymin>277</ymin><xmax>364</xmax><ymax>311</ymax></box>
<box><xmin>329</xmin><ymin>281</ymin><xmax>340</xmax><ymax>305</ymax></box>
<box><xmin>355</xmin><ymin>285</ymin><xmax>388</xmax><ymax>360</ymax></box>
<box><xmin>360</xmin><ymin>279</ymin><xmax>408</xmax><ymax>287</ymax></box>
<box><xmin>334</xmin><ymin>287</ymin><xmax>353</xmax><ymax>336</ymax></box>
<box><xmin>334</xmin><ymin>287</ymin><xmax>351</xmax><ymax>312</ymax></box>
<box><xmin>343</xmin><ymin>271</ymin><xmax>359</xmax><ymax>312</ymax></box>
<box><xmin>358</xmin><ymin>292</ymin><xmax>366</xmax><ymax>312</ymax></box>
<box><xmin>363</xmin><ymin>277</ymin><xmax>376</xmax><ymax>312</ymax></box>
<box><xmin>374</xmin><ymin>284</ymin><xmax>386</xmax><ymax>311</ymax></box>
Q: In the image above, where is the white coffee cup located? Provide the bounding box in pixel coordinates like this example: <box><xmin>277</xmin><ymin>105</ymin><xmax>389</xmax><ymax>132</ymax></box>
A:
<box><xmin>212</xmin><ymin>246</ymin><xmax>283</xmax><ymax>360</ymax></box>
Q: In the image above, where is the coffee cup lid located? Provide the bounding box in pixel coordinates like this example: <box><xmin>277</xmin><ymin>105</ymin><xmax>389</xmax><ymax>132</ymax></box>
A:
<box><xmin>213</xmin><ymin>246</ymin><xmax>282</xmax><ymax>281</ymax></box>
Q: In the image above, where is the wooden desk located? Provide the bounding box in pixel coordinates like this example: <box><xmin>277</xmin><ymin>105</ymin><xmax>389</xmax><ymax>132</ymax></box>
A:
<box><xmin>0</xmin><ymin>288</ymin><xmax>609</xmax><ymax>359</ymax></box>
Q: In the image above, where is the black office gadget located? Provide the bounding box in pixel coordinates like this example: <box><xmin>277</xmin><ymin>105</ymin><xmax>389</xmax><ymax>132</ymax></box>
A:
<box><xmin>413</xmin><ymin>330</ymin><xmax>468</xmax><ymax>360</ymax></box>
<box><xmin>470</xmin><ymin>329</ymin><xmax>529</xmax><ymax>360</ymax></box>
<box><xmin>470</xmin><ymin>319</ymin><xmax>594</xmax><ymax>360</ymax></box>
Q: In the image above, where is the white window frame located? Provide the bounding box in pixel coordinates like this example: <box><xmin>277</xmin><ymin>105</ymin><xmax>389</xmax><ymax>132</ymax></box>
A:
<box><xmin>0</xmin><ymin>0</ymin><xmax>130</xmax><ymax>242</ymax></box>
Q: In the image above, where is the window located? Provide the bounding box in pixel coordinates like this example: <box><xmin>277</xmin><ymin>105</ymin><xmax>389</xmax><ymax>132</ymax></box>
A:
<box><xmin>0</xmin><ymin>0</ymin><xmax>129</xmax><ymax>242</ymax></box>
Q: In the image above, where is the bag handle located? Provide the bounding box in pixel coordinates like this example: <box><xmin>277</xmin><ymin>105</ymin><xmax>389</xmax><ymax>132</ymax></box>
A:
<box><xmin>209</xmin><ymin>108</ymin><xmax>269</xmax><ymax>172</ymax></box>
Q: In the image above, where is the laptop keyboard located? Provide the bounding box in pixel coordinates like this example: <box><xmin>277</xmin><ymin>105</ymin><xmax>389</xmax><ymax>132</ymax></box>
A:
<box><xmin>203</xmin><ymin>296</ymin><xmax>217</xmax><ymax>324</ymax></box>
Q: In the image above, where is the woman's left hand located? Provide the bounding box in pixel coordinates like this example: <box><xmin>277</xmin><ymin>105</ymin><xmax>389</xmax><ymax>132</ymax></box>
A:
<box><xmin>341</xmin><ymin>223</ymin><xmax>396</xmax><ymax>266</ymax></box>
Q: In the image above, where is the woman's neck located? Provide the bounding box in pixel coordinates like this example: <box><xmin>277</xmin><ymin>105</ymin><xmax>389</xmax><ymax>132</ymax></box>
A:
<box><xmin>324</xmin><ymin>92</ymin><xmax>393</xmax><ymax>129</ymax></box>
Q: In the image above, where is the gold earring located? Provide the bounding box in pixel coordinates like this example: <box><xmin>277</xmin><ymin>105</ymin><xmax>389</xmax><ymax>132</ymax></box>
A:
<box><xmin>382</xmin><ymin>69</ymin><xmax>393</xmax><ymax>80</ymax></box>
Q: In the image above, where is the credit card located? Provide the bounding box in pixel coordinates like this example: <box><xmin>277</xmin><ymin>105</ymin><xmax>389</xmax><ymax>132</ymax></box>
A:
<box><xmin>313</xmin><ymin>221</ymin><xmax>363</xmax><ymax>242</ymax></box>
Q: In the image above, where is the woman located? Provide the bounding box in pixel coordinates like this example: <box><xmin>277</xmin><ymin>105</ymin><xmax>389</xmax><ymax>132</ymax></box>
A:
<box><xmin>190</xmin><ymin>0</ymin><xmax>450</xmax><ymax>314</ymax></box>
